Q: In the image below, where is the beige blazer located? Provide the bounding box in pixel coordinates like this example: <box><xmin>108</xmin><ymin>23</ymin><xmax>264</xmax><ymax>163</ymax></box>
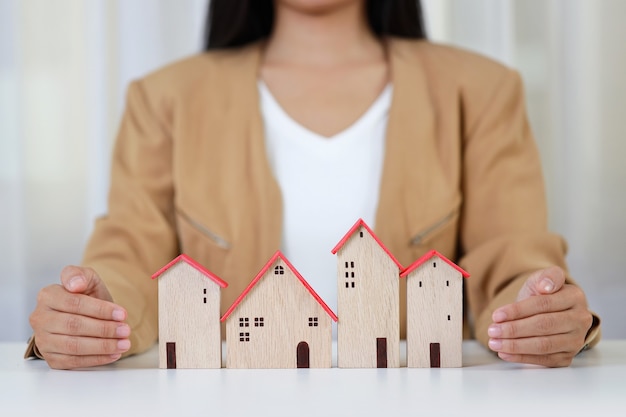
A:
<box><xmin>26</xmin><ymin>38</ymin><xmax>600</xmax><ymax>358</ymax></box>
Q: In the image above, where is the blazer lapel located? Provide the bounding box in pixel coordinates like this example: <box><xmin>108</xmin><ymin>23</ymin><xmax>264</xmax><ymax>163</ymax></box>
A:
<box><xmin>375</xmin><ymin>39</ymin><xmax>459</xmax><ymax>266</ymax></box>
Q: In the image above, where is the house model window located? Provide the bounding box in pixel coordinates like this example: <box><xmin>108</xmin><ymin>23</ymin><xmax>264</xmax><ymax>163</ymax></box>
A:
<box><xmin>308</xmin><ymin>317</ymin><xmax>319</xmax><ymax>327</ymax></box>
<box><xmin>274</xmin><ymin>265</ymin><xmax>284</xmax><ymax>275</ymax></box>
<box><xmin>239</xmin><ymin>317</ymin><xmax>249</xmax><ymax>327</ymax></box>
<box><xmin>344</xmin><ymin>261</ymin><xmax>356</xmax><ymax>288</ymax></box>
<box><xmin>239</xmin><ymin>332</ymin><xmax>250</xmax><ymax>342</ymax></box>
<box><xmin>254</xmin><ymin>317</ymin><xmax>264</xmax><ymax>327</ymax></box>
<box><xmin>203</xmin><ymin>288</ymin><xmax>207</xmax><ymax>304</ymax></box>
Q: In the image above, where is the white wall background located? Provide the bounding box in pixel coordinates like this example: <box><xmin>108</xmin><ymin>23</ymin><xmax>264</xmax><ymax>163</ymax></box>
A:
<box><xmin>1</xmin><ymin>0</ymin><xmax>624</xmax><ymax>342</ymax></box>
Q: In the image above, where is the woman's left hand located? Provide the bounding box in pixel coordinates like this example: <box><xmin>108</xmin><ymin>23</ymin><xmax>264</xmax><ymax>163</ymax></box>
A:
<box><xmin>487</xmin><ymin>266</ymin><xmax>593</xmax><ymax>367</ymax></box>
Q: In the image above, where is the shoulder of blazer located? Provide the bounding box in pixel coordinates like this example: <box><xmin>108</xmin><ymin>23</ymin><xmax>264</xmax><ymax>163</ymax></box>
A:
<box><xmin>388</xmin><ymin>38</ymin><xmax>523</xmax><ymax>128</ymax></box>
<box><xmin>389</xmin><ymin>37</ymin><xmax>515</xmax><ymax>83</ymax></box>
<box><xmin>133</xmin><ymin>42</ymin><xmax>263</xmax><ymax>101</ymax></box>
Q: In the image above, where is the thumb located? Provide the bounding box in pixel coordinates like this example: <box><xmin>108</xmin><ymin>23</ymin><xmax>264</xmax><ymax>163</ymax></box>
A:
<box><xmin>516</xmin><ymin>266</ymin><xmax>566</xmax><ymax>302</ymax></box>
<box><xmin>60</xmin><ymin>265</ymin><xmax>113</xmax><ymax>302</ymax></box>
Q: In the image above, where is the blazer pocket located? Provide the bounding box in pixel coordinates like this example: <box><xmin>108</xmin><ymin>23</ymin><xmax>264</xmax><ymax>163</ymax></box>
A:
<box><xmin>175</xmin><ymin>207</ymin><xmax>231</xmax><ymax>249</ymax></box>
<box><xmin>408</xmin><ymin>199</ymin><xmax>461</xmax><ymax>257</ymax></box>
<box><xmin>175</xmin><ymin>206</ymin><xmax>232</xmax><ymax>275</ymax></box>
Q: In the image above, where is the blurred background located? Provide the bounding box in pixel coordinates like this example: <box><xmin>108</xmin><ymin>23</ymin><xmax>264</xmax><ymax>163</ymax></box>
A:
<box><xmin>1</xmin><ymin>0</ymin><xmax>624</xmax><ymax>343</ymax></box>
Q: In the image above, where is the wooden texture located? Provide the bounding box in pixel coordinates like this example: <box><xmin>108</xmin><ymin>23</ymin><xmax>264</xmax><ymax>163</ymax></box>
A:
<box><xmin>405</xmin><ymin>254</ymin><xmax>464</xmax><ymax>368</ymax></box>
<box><xmin>334</xmin><ymin>222</ymin><xmax>401</xmax><ymax>368</ymax></box>
<box><xmin>223</xmin><ymin>252</ymin><xmax>335</xmax><ymax>369</ymax></box>
<box><xmin>155</xmin><ymin>258</ymin><xmax>225</xmax><ymax>369</ymax></box>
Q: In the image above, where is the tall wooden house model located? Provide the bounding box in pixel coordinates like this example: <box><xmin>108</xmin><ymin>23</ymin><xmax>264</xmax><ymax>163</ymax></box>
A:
<box><xmin>151</xmin><ymin>254</ymin><xmax>228</xmax><ymax>369</ymax></box>
<box><xmin>221</xmin><ymin>251</ymin><xmax>338</xmax><ymax>369</ymax></box>
<box><xmin>331</xmin><ymin>219</ymin><xmax>403</xmax><ymax>368</ymax></box>
<box><xmin>401</xmin><ymin>250</ymin><xmax>470</xmax><ymax>368</ymax></box>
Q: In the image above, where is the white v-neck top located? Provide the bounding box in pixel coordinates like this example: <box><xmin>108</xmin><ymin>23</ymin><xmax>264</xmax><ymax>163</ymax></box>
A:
<box><xmin>259</xmin><ymin>81</ymin><xmax>392</xmax><ymax>319</ymax></box>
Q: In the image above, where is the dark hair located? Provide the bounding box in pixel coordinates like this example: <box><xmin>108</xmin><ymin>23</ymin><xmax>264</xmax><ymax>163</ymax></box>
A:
<box><xmin>204</xmin><ymin>0</ymin><xmax>427</xmax><ymax>50</ymax></box>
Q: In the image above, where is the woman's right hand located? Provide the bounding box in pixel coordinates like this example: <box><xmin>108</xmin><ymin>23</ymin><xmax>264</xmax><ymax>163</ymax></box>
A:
<box><xmin>29</xmin><ymin>266</ymin><xmax>131</xmax><ymax>369</ymax></box>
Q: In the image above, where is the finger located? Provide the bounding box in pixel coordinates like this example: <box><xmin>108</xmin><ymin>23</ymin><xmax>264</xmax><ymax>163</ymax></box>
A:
<box><xmin>492</xmin><ymin>285</ymin><xmax>581</xmax><ymax>323</ymax></box>
<box><xmin>60</xmin><ymin>266</ymin><xmax>113</xmax><ymax>302</ymax></box>
<box><xmin>38</xmin><ymin>333</ymin><xmax>131</xmax><ymax>357</ymax></box>
<box><xmin>40</xmin><ymin>286</ymin><xmax>127</xmax><ymax>322</ymax></box>
<box><xmin>45</xmin><ymin>312</ymin><xmax>131</xmax><ymax>339</ymax></box>
<box><xmin>497</xmin><ymin>352</ymin><xmax>575</xmax><ymax>368</ymax></box>
<box><xmin>516</xmin><ymin>266</ymin><xmax>566</xmax><ymax>301</ymax></box>
<box><xmin>488</xmin><ymin>310</ymin><xmax>576</xmax><ymax>339</ymax></box>
<box><xmin>44</xmin><ymin>352</ymin><xmax>123</xmax><ymax>370</ymax></box>
<box><xmin>488</xmin><ymin>332</ymin><xmax>579</xmax><ymax>356</ymax></box>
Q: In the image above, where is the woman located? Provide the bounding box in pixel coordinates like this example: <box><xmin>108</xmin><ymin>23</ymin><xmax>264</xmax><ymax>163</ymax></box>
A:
<box><xmin>27</xmin><ymin>0</ymin><xmax>599</xmax><ymax>369</ymax></box>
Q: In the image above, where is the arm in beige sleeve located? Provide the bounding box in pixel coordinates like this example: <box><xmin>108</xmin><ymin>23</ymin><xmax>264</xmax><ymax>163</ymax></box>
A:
<box><xmin>81</xmin><ymin>79</ymin><xmax>181</xmax><ymax>356</ymax></box>
<box><xmin>456</xmin><ymin>67</ymin><xmax>601</xmax><ymax>350</ymax></box>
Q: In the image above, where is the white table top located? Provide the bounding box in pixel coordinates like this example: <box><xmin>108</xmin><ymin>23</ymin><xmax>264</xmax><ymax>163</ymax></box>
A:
<box><xmin>1</xmin><ymin>340</ymin><xmax>625</xmax><ymax>417</ymax></box>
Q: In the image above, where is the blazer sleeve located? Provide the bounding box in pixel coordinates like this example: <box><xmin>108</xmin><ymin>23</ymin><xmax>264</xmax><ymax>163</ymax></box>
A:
<box><xmin>82</xmin><ymin>80</ymin><xmax>179</xmax><ymax>356</ymax></box>
<box><xmin>24</xmin><ymin>80</ymin><xmax>176</xmax><ymax>360</ymax></box>
<box><xmin>457</xmin><ymin>68</ymin><xmax>601</xmax><ymax>350</ymax></box>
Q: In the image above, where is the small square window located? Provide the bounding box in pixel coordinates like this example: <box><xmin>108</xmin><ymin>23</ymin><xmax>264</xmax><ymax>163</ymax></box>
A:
<box><xmin>446</xmin><ymin>280</ymin><xmax>449</xmax><ymax>287</ymax></box>
<box><xmin>255</xmin><ymin>317</ymin><xmax>264</xmax><ymax>327</ymax></box>
<box><xmin>433</xmin><ymin>262</ymin><xmax>437</xmax><ymax>268</ymax></box>
<box><xmin>345</xmin><ymin>261</ymin><xmax>349</xmax><ymax>268</ymax></box>
<box><xmin>239</xmin><ymin>332</ymin><xmax>250</xmax><ymax>342</ymax></box>
<box><xmin>308</xmin><ymin>317</ymin><xmax>319</xmax><ymax>327</ymax></box>
<box><xmin>239</xmin><ymin>317</ymin><xmax>249</xmax><ymax>327</ymax></box>
<box><xmin>351</xmin><ymin>282</ymin><xmax>355</xmax><ymax>288</ymax></box>
<box><xmin>419</xmin><ymin>281</ymin><xmax>422</xmax><ymax>288</ymax></box>
<box><xmin>345</xmin><ymin>282</ymin><xmax>349</xmax><ymax>288</ymax></box>
<box><xmin>447</xmin><ymin>315</ymin><xmax>451</xmax><ymax>321</ymax></box>
<box><xmin>359</xmin><ymin>231</ymin><xmax>364</xmax><ymax>238</ymax></box>
<box><xmin>350</xmin><ymin>261</ymin><xmax>355</xmax><ymax>268</ymax></box>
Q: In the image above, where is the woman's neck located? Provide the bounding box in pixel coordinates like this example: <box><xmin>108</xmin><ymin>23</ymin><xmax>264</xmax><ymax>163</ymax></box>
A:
<box><xmin>264</xmin><ymin>2</ymin><xmax>385</xmax><ymax>68</ymax></box>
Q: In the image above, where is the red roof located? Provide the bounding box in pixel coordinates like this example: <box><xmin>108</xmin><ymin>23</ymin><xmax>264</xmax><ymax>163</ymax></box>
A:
<box><xmin>151</xmin><ymin>254</ymin><xmax>228</xmax><ymax>288</ymax></box>
<box><xmin>400</xmin><ymin>250</ymin><xmax>470</xmax><ymax>278</ymax></box>
<box><xmin>330</xmin><ymin>218</ymin><xmax>403</xmax><ymax>269</ymax></box>
<box><xmin>220</xmin><ymin>251</ymin><xmax>338</xmax><ymax>322</ymax></box>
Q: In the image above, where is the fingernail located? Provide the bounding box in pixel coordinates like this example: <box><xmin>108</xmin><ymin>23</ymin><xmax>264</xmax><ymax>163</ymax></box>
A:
<box><xmin>110</xmin><ymin>353</ymin><xmax>122</xmax><ymax>360</ymax></box>
<box><xmin>67</xmin><ymin>276</ymin><xmax>85</xmax><ymax>291</ymax></box>
<box><xmin>112</xmin><ymin>309</ymin><xmax>125</xmax><ymax>321</ymax></box>
<box><xmin>117</xmin><ymin>339</ymin><xmax>131</xmax><ymax>351</ymax></box>
<box><xmin>488</xmin><ymin>339</ymin><xmax>502</xmax><ymax>351</ymax></box>
<box><xmin>540</xmin><ymin>278</ymin><xmax>555</xmax><ymax>293</ymax></box>
<box><xmin>492</xmin><ymin>310</ymin><xmax>507</xmax><ymax>322</ymax></box>
<box><xmin>488</xmin><ymin>325</ymin><xmax>502</xmax><ymax>338</ymax></box>
<box><xmin>116</xmin><ymin>324</ymin><xmax>130</xmax><ymax>338</ymax></box>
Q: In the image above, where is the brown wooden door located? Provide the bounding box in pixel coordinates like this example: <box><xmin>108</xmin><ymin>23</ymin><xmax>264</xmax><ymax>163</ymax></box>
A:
<box><xmin>376</xmin><ymin>338</ymin><xmax>387</xmax><ymax>368</ymax></box>
<box><xmin>297</xmin><ymin>341</ymin><xmax>310</xmax><ymax>368</ymax></box>
<box><xmin>166</xmin><ymin>342</ymin><xmax>176</xmax><ymax>369</ymax></box>
<box><xmin>430</xmin><ymin>343</ymin><xmax>441</xmax><ymax>368</ymax></box>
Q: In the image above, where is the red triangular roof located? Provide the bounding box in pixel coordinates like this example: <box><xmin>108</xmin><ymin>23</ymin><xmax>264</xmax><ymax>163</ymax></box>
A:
<box><xmin>400</xmin><ymin>250</ymin><xmax>470</xmax><ymax>278</ymax></box>
<box><xmin>330</xmin><ymin>218</ymin><xmax>403</xmax><ymax>269</ymax></box>
<box><xmin>151</xmin><ymin>254</ymin><xmax>228</xmax><ymax>288</ymax></box>
<box><xmin>220</xmin><ymin>251</ymin><xmax>338</xmax><ymax>322</ymax></box>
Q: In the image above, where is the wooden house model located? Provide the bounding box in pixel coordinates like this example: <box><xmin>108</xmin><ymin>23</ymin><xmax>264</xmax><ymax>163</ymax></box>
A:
<box><xmin>151</xmin><ymin>254</ymin><xmax>228</xmax><ymax>369</ymax></box>
<box><xmin>400</xmin><ymin>250</ymin><xmax>469</xmax><ymax>368</ymax></box>
<box><xmin>331</xmin><ymin>218</ymin><xmax>403</xmax><ymax>368</ymax></box>
<box><xmin>221</xmin><ymin>251</ymin><xmax>338</xmax><ymax>369</ymax></box>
